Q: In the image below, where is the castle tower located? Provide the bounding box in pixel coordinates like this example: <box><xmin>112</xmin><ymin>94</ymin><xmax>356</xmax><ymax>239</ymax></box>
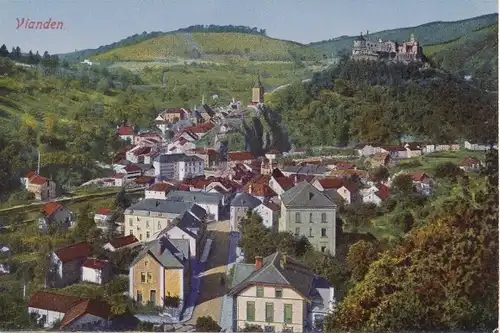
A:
<box><xmin>251</xmin><ymin>76</ymin><xmax>264</xmax><ymax>104</ymax></box>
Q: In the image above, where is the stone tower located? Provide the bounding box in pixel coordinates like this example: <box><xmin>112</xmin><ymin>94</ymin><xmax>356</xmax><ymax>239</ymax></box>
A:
<box><xmin>251</xmin><ymin>76</ymin><xmax>264</xmax><ymax>104</ymax></box>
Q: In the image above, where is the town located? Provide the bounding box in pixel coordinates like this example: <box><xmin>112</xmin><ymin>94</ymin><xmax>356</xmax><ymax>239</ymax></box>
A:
<box><xmin>0</xmin><ymin>74</ymin><xmax>495</xmax><ymax>332</ymax></box>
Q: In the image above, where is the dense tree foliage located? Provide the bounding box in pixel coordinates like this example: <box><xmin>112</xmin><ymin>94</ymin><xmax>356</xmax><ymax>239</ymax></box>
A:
<box><xmin>195</xmin><ymin>316</ymin><xmax>221</xmax><ymax>332</ymax></box>
<box><xmin>269</xmin><ymin>59</ymin><xmax>497</xmax><ymax>147</ymax></box>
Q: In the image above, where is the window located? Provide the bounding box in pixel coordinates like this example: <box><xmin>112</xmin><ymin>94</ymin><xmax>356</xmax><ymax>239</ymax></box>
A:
<box><xmin>265</xmin><ymin>302</ymin><xmax>274</xmax><ymax>322</ymax></box>
<box><xmin>147</xmin><ymin>272</ymin><xmax>153</xmax><ymax>283</ymax></box>
<box><xmin>144</xmin><ymin>260</ymin><xmax>149</xmax><ymax>267</ymax></box>
<box><xmin>321</xmin><ymin>228</ymin><xmax>327</xmax><ymax>237</ymax></box>
<box><xmin>129</xmin><ymin>218</ymin><xmax>133</xmax><ymax>226</ymax></box>
<box><xmin>146</xmin><ymin>221</ymin><xmax>150</xmax><ymax>228</ymax></box>
<box><xmin>139</xmin><ymin>234</ymin><xmax>143</xmax><ymax>241</ymax></box>
<box><xmin>137</xmin><ymin>290</ymin><xmax>143</xmax><ymax>302</ymax></box>
<box><xmin>158</xmin><ymin>221</ymin><xmax>161</xmax><ymax>229</ymax></box>
<box><xmin>321</xmin><ymin>246</ymin><xmax>326</xmax><ymax>253</ymax></box>
<box><xmin>284</xmin><ymin>304</ymin><xmax>293</xmax><ymax>324</ymax></box>
<box><xmin>129</xmin><ymin>230</ymin><xmax>133</xmax><ymax>235</ymax></box>
<box><xmin>140</xmin><ymin>272</ymin><xmax>146</xmax><ymax>283</ymax></box>
<box><xmin>309</xmin><ymin>213</ymin><xmax>313</xmax><ymax>223</ymax></box>
<box><xmin>150</xmin><ymin>290</ymin><xmax>156</xmax><ymax>302</ymax></box>
<box><xmin>146</xmin><ymin>231</ymin><xmax>150</xmax><ymax>239</ymax></box>
<box><xmin>295</xmin><ymin>212</ymin><xmax>300</xmax><ymax>223</ymax></box>
<box><xmin>264</xmin><ymin>326</ymin><xmax>275</xmax><ymax>332</ymax></box>
<box><xmin>321</xmin><ymin>213</ymin><xmax>327</xmax><ymax>223</ymax></box>
<box><xmin>295</xmin><ymin>227</ymin><xmax>300</xmax><ymax>236</ymax></box>
<box><xmin>275</xmin><ymin>288</ymin><xmax>283</xmax><ymax>298</ymax></box>
<box><xmin>246</xmin><ymin>301</ymin><xmax>255</xmax><ymax>321</ymax></box>
<box><xmin>256</xmin><ymin>286</ymin><xmax>264</xmax><ymax>297</ymax></box>
<box><xmin>309</xmin><ymin>228</ymin><xmax>313</xmax><ymax>237</ymax></box>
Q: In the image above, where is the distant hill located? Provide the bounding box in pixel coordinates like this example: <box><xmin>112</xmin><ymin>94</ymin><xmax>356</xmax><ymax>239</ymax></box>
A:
<box><xmin>309</xmin><ymin>13</ymin><xmax>498</xmax><ymax>56</ymax></box>
<box><xmin>424</xmin><ymin>24</ymin><xmax>498</xmax><ymax>90</ymax></box>
<box><xmin>90</xmin><ymin>32</ymin><xmax>321</xmax><ymax>62</ymax></box>
<box><xmin>61</xmin><ymin>25</ymin><xmax>321</xmax><ymax>63</ymax></box>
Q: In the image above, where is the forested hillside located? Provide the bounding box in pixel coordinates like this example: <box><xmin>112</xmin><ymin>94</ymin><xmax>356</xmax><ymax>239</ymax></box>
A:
<box><xmin>267</xmin><ymin>60</ymin><xmax>498</xmax><ymax>147</ymax></box>
<box><xmin>425</xmin><ymin>24</ymin><xmax>498</xmax><ymax>90</ymax></box>
<box><xmin>310</xmin><ymin>13</ymin><xmax>498</xmax><ymax>56</ymax></box>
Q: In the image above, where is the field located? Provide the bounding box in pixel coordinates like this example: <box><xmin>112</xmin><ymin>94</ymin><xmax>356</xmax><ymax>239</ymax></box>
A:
<box><xmin>92</xmin><ymin>32</ymin><xmax>322</xmax><ymax>62</ymax></box>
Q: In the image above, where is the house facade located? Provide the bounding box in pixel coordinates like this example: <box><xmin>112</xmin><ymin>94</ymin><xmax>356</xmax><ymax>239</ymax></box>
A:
<box><xmin>39</xmin><ymin>202</ymin><xmax>74</xmax><ymax>233</ymax></box>
<box><xmin>49</xmin><ymin>242</ymin><xmax>93</xmax><ymax>288</ymax></box>
<box><xmin>23</xmin><ymin>171</ymin><xmax>57</xmax><ymax>201</ymax></box>
<box><xmin>253</xmin><ymin>202</ymin><xmax>280</xmax><ymax>229</ymax></box>
<box><xmin>81</xmin><ymin>258</ymin><xmax>112</xmax><ymax>284</ymax></box>
<box><xmin>228</xmin><ymin>253</ymin><xmax>334</xmax><ymax>332</ymax></box>
<box><xmin>165</xmin><ymin>190</ymin><xmax>222</xmax><ymax>221</ymax></box>
<box><xmin>129</xmin><ymin>237</ymin><xmax>190</xmax><ymax>313</ymax></box>
<box><xmin>279</xmin><ymin>182</ymin><xmax>337</xmax><ymax>255</ymax></box>
<box><xmin>230</xmin><ymin>192</ymin><xmax>262</xmax><ymax>232</ymax></box>
<box><xmin>153</xmin><ymin>154</ymin><xmax>204</xmax><ymax>181</ymax></box>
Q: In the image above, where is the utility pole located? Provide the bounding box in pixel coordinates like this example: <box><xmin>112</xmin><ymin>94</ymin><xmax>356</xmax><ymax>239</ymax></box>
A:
<box><xmin>37</xmin><ymin>150</ymin><xmax>41</xmax><ymax>174</ymax></box>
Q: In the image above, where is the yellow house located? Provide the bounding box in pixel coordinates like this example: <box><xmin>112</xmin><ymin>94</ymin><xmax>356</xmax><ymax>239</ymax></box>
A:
<box><xmin>129</xmin><ymin>237</ymin><xmax>191</xmax><ymax>310</ymax></box>
<box><xmin>228</xmin><ymin>252</ymin><xmax>335</xmax><ymax>332</ymax></box>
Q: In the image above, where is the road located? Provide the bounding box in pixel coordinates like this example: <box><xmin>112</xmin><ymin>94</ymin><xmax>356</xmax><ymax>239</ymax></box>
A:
<box><xmin>187</xmin><ymin>220</ymin><xmax>231</xmax><ymax>325</ymax></box>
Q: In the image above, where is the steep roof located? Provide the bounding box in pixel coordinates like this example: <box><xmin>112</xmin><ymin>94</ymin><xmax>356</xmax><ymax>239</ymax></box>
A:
<box><xmin>273</xmin><ymin>176</ymin><xmax>295</xmax><ymax>191</ymax></box>
<box><xmin>243</xmin><ymin>182</ymin><xmax>277</xmax><ymax>198</ymax></box>
<box><xmin>42</xmin><ymin>202</ymin><xmax>63</xmax><ymax>217</ymax></box>
<box><xmin>82</xmin><ymin>258</ymin><xmax>109</xmax><ymax>270</ymax></box>
<box><xmin>148</xmin><ymin>182</ymin><xmax>176</xmax><ymax>193</ymax></box>
<box><xmin>95</xmin><ymin>208</ymin><xmax>112</xmax><ymax>215</ymax></box>
<box><xmin>54</xmin><ymin>242</ymin><xmax>92</xmax><ymax>263</ymax></box>
<box><xmin>29</xmin><ymin>175</ymin><xmax>49</xmax><ymax>185</ymax></box>
<box><xmin>375</xmin><ymin>183</ymin><xmax>390</xmax><ymax>200</ymax></box>
<box><xmin>178</xmin><ymin>211</ymin><xmax>202</xmax><ymax>231</ymax></box>
<box><xmin>281</xmin><ymin>181</ymin><xmax>336</xmax><ymax>208</ymax></box>
<box><xmin>117</xmin><ymin>124</ymin><xmax>135</xmax><ymax>136</ymax></box>
<box><xmin>230</xmin><ymin>192</ymin><xmax>261</xmax><ymax>209</ymax></box>
<box><xmin>60</xmin><ymin>299</ymin><xmax>111</xmax><ymax>329</ymax></box>
<box><xmin>166</xmin><ymin>190</ymin><xmax>221</xmax><ymax>205</ymax></box>
<box><xmin>131</xmin><ymin>237</ymin><xmax>189</xmax><ymax>269</ymax></box>
<box><xmin>228</xmin><ymin>252</ymin><xmax>316</xmax><ymax>300</ymax></box>
<box><xmin>28</xmin><ymin>291</ymin><xmax>83</xmax><ymax>313</ymax></box>
<box><xmin>108</xmin><ymin>235</ymin><xmax>139</xmax><ymax>249</ymax></box>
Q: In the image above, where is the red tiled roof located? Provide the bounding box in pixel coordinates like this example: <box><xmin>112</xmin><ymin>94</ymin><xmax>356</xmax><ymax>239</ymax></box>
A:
<box><xmin>178</xmin><ymin>184</ymin><xmax>190</xmax><ymax>191</ymax></box>
<box><xmin>113</xmin><ymin>173</ymin><xmax>125</xmax><ymax>179</ymax></box>
<box><xmin>124</xmin><ymin>164</ymin><xmax>141</xmax><ymax>172</ymax></box>
<box><xmin>132</xmin><ymin>146</ymin><xmax>151</xmax><ymax>156</ymax></box>
<box><xmin>135</xmin><ymin>176</ymin><xmax>154</xmax><ymax>184</ymax></box>
<box><xmin>318</xmin><ymin>177</ymin><xmax>344</xmax><ymax>189</ymax></box>
<box><xmin>117</xmin><ymin>125</ymin><xmax>135</xmax><ymax>136</ymax></box>
<box><xmin>409</xmin><ymin>172</ymin><xmax>429</xmax><ymax>182</ymax></box>
<box><xmin>54</xmin><ymin>242</ymin><xmax>92</xmax><ymax>263</ymax></box>
<box><xmin>42</xmin><ymin>202</ymin><xmax>62</xmax><ymax>217</ymax></box>
<box><xmin>376</xmin><ymin>184</ymin><xmax>390</xmax><ymax>200</ymax></box>
<box><xmin>28</xmin><ymin>291</ymin><xmax>83</xmax><ymax>313</ymax></box>
<box><xmin>251</xmin><ymin>174</ymin><xmax>271</xmax><ymax>185</ymax></box>
<box><xmin>60</xmin><ymin>299</ymin><xmax>110</xmax><ymax>329</ymax></box>
<box><xmin>334</xmin><ymin>161</ymin><xmax>356</xmax><ymax>169</ymax></box>
<box><xmin>264</xmin><ymin>202</ymin><xmax>281</xmax><ymax>211</ymax></box>
<box><xmin>459</xmin><ymin>157</ymin><xmax>481</xmax><ymax>167</ymax></box>
<box><xmin>108</xmin><ymin>235</ymin><xmax>139</xmax><ymax>249</ymax></box>
<box><xmin>274</xmin><ymin>176</ymin><xmax>295</xmax><ymax>190</ymax></box>
<box><xmin>95</xmin><ymin>208</ymin><xmax>111</xmax><ymax>215</ymax></box>
<box><xmin>228</xmin><ymin>151</ymin><xmax>254</xmax><ymax>162</ymax></box>
<box><xmin>244</xmin><ymin>182</ymin><xmax>277</xmax><ymax>197</ymax></box>
<box><xmin>149</xmin><ymin>182</ymin><xmax>175</xmax><ymax>192</ymax></box>
<box><xmin>82</xmin><ymin>258</ymin><xmax>108</xmax><ymax>270</ymax></box>
<box><xmin>191</xmin><ymin>148</ymin><xmax>218</xmax><ymax>156</ymax></box>
<box><xmin>25</xmin><ymin>170</ymin><xmax>37</xmax><ymax>179</ymax></box>
<box><xmin>29</xmin><ymin>175</ymin><xmax>48</xmax><ymax>185</ymax></box>
<box><xmin>184</xmin><ymin>122</ymin><xmax>214</xmax><ymax>134</ymax></box>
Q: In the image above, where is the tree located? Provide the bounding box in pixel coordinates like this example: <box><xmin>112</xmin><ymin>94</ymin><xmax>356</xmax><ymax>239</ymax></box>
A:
<box><xmin>434</xmin><ymin>162</ymin><xmax>463</xmax><ymax>181</ymax></box>
<box><xmin>0</xmin><ymin>44</ymin><xmax>9</xmax><ymax>58</ymax></box>
<box><xmin>241</xmin><ymin>324</ymin><xmax>264</xmax><ymax>332</ymax></box>
<box><xmin>97</xmin><ymin>78</ymin><xmax>111</xmax><ymax>94</ymax></box>
<box><xmin>195</xmin><ymin>316</ymin><xmax>221</xmax><ymax>332</ymax></box>
<box><xmin>371</xmin><ymin>166</ymin><xmax>390</xmax><ymax>182</ymax></box>
<box><xmin>391</xmin><ymin>174</ymin><xmax>414</xmax><ymax>197</ymax></box>
<box><xmin>115</xmin><ymin>189</ymin><xmax>131</xmax><ymax>210</ymax></box>
<box><xmin>347</xmin><ymin>240</ymin><xmax>379</xmax><ymax>282</ymax></box>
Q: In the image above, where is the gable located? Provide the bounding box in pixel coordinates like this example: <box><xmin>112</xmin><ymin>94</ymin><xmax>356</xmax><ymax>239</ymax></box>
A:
<box><xmin>237</xmin><ymin>284</ymin><xmax>305</xmax><ymax>300</ymax></box>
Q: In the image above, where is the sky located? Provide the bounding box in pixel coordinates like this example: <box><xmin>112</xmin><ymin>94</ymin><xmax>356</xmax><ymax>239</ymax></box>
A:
<box><xmin>1</xmin><ymin>0</ymin><xmax>497</xmax><ymax>54</ymax></box>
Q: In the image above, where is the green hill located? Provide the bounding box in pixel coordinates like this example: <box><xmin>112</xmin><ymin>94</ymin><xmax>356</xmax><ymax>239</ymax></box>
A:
<box><xmin>309</xmin><ymin>13</ymin><xmax>498</xmax><ymax>56</ymax></box>
<box><xmin>424</xmin><ymin>24</ymin><xmax>498</xmax><ymax>90</ymax></box>
<box><xmin>90</xmin><ymin>32</ymin><xmax>321</xmax><ymax>62</ymax></box>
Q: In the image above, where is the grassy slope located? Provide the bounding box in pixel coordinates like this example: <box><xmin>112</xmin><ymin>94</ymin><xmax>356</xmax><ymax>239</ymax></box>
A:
<box><xmin>309</xmin><ymin>13</ymin><xmax>498</xmax><ymax>56</ymax></box>
<box><xmin>423</xmin><ymin>24</ymin><xmax>498</xmax><ymax>80</ymax></box>
<box><xmin>92</xmin><ymin>32</ymin><xmax>321</xmax><ymax>62</ymax></box>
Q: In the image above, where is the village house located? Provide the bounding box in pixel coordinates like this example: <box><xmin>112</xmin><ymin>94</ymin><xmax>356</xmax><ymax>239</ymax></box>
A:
<box><xmin>187</xmin><ymin>148</ymin><xmax>220</xmax><ymax>168</ymax></box>
<box><xmin>421</xmin><ymin>143</ymin><xmax>436</xmax><ymax>154</ymax></box>
<box><xmin>129</xmin><ymin>236</ymin><xmax>190</xmax><ymax>313</ymax></box>
<box><xmin>228</xmin><ymin>151</ymin><xmax>255</xmax><ymax>165</ymax></box>
<box><xmin>459</xmin><ymin>157</ymin><xmax>483</xmax><ymax>172</ymax></box>
<box><xmin>279</xmin><ymin>182</ymin><xmax>337</xmax><ymax>255</ymax></box>
<box><xmin>165</xmin><ymin>190</ymin><xmax>223</xmax><ymax>221</ymax></box>
<box><xmin>39</xmin><ymin>202</ymin><xmax>74</xmax><ymax>233</ymax></box>
<box><xmin>380</xmin><ymin>145</ymin><xmax>408</xmax><ymax>159</ymax></box>
<box><xmin>243</xmin><ymin>182</ymin><xmax>277</xmax><ymax>203</ymax></box>
<box><xmin>464</xmin><ymin>141</ymin><xmax>491</xmax><ymax>151</ymax></box>
<box><xmin>116</xmin><ymin>124</ymin><xmax>136</xmax><ymax>143</ymax></box>
<box><xmin>409</xmin><ymin>172</ymin><xmax>434</xmax><ymax>196</ymax></box>
<box><xmin>195</xmin><ymin>104</ymin><xmax>216</xmax><ymax>123</ymax></box>
<box><xmin>169</xmin><ymin>138</ymin><xmax>197</xmax><ymax>154</ymax></box>
<box><xmin>144</xmin><ymin>182</ymin><xmax>177</xmax><ymax>200</ymax></box>
<box><xmin>28</xmin><ymin>291</ymin><xmax>111</xmax><ymax>330</ymax></box>
<box><xmin>174</xmin><ymin>129</ymin><xmax>199</xmax><ymax>143</ymax></box>
<box><xmin>230</xmin><ymin>192</ymin><xmax>262</xmax><ymax>232</ymax></box>
<box><xmin>124</xmin><ymin>199</ymin><xmax>206</xmax><ymax>242</ymax></box>
<box><xmin>126</xmin><ymin>146</ymin><xmax>160</xmax><ymax>164</ymax></box>
<box><xmin>22</xmin><ymin>171</ymin><xmax>57</xmax><ymax>201</ymax></box>
<box><xmin>228</xmin><ymin>252</ymin><xmax>335</xmax><ymax>332</ymax></box>
<box><xmin>155</xmin><ymin>108</ymin><xmax>191</xmax><ymax>128</ymax></box>
<box><xmin>153</xmin><ymin>153</ymin><xmax>204</xmax><ymax>181</ymax></box>
<box><xmin>133</xmin><ymin>132</ymin><xmax>165</xmax><ymax>146</ymax></box>
<box><xmin>355</xmin><ymin>144</ymin><xmax>382</xmax><ymax>157</ymax></box>
<box><xmin>183</xmin><ymin>121</ymin><xmax>215</xmax><ymax>138</ymax></box>
<box><xmin>312</xmin><ymin>177</ymin><xmax>357</xmax><ymax>205</ymax></box>
<box><xmin>81</xmin><ymin>258</ymin><xmax>112</xmax><ymax>285</ymax></box>
<box><xmin>435</xmin><ymin>143</ymin><xmax>461</xmax><ymax>151</ymax></box>
<box><xmin>360</xmin><ymin>183</ymin><xmax>390</xmax><ymax>206</ymax></box>
<box><xmin>49</xmin><ymin>242</ymin><xmax>93</xmax><ymax>288</ymax></box>
<box><xmin>269</xmin><ymin>174</ymin><xmax>295</xmax><ymax>198</ymax></box>
<box><xmin>253</xmin><ymin>202</ymin><xmax>280</xmax><ymax>229</ymax></box>
<box><xmin>94</xmin><ymin>208</ymin><xmax>113</xmax><ymax>224</ymax></box>
<box><xmin>404</xmin><ymin>142</ymin><xmax>422</xmax><ymax>157</ymax></box>
<box><xmin>103</xmin><ymin>235</ymin><xmax>140</xmax><ymax>252</ymax></box>
<box><xmin>280</xmin><ymin>164</ymin><xmax>329</xmax><ymax>178</ymax></box>
<box><xmin>117</xmin><ymin>164</ymin><xmax>143</xmax><ymax>180</ymax></box>
<box><xmin>367</xmin><ymin>152</ymin><xmax>391</xmax><ymax>168</ymax></box>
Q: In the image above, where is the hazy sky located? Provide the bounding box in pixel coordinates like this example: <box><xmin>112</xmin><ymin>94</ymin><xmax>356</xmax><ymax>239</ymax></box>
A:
<box><xmin>1</xmin><ymin>0</ymin><xmax>497</xmax><ymax>54</ymax></box>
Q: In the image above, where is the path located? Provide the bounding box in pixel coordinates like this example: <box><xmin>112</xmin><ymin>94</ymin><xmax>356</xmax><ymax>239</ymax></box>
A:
<box><xmin>219</xmin><ymin>232</ymin><xmax>240</xmax><ymax>331</ymax></box>
<box><xmin>186</xmin><ymin>220</ymin><xmax>230</xmax><ymax>325</ymax></box>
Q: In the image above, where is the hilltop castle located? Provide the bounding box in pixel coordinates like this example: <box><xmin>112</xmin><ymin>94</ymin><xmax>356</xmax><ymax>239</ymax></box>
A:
<box><xmin>351</xmin><ymin>31</ymin><xmax>422</xmax><ymax>62</ymax></box>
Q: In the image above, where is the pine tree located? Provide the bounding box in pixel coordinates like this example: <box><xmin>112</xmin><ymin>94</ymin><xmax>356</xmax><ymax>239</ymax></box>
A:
<box><xmin>0</xmin><ymin>44</ymin><xmax>9</xmax><ymax>58</ymax></box>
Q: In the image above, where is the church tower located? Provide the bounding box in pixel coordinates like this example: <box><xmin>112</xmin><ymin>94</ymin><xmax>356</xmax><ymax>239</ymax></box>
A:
<box><xmin>251</xmin><ymin>76</ymin><xmax>264</xmax><ymax>104</ymax></box>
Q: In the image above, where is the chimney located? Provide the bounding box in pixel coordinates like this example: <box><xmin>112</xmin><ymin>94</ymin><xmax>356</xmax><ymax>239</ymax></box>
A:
<box><xmin>294</xmin><ymin>175</ymin><xmax>298</xmax><ymax>185</ymax></box>
<box><xmin>156</xmin><ymin>200</ymin><xmax>160</xmax><ymax>207</ymax></box>
<box><xmin>255</xmin><ymin>256</ymin><xmax>263</xmax><ymax>270</ymax></box>
<box><xmin>248</xmin><ymin>184</ymin><xmax>253</xmax><ymax>194</ymax></box>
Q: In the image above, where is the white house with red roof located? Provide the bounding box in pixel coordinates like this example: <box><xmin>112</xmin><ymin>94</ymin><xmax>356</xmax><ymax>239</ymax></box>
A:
<box><xmin>28</xmin><ymin>291</ymin><xmax>111</xmax><ymax>329</ymax></box>
<box><xmin>117</xmin><ymin>164</ymin><xmax>142</xmax><ymax>179</ymax></box>
<box><xmin>103</xmin><ymin>235</ymin><xmax>140</xmax><ymax>252</ymax></box>
<box><xmin>126</xmin><ymin>145</ymin><xmax>160</xmax><ymax>164</ymax></box>
<box><xmin>49</xmin><ymin>242</ymin><xmax>93</xmax><ymax>288</ymax></box>
<box><xmin>81</xmin><ymin>258</ymin><xmax>111</xmax><ymax>284</ymax></box>
<box><xmin>361</xmin><ymin>184</ymin><xmax>390</xmax><ymax>206</ymax></box>
<box><xmin>22</xmin><ymin>170</ymin><xmax>57</xmax><ymax>201</ymax></box>
<box><xmin>94</xmin><ymin>208</ymin><xmax>113</xmax><ymax>223</ymax></box>
<box><xmin>116</xmin><ymin>124</ymin><xmax>136</xmax><ymax>142</ymax></box>
<box><xmin>168</xmin><ymin>137</ymin><xmax>196</xmax><ymax>154</ymax></box>
<box><xmin>39</xmin><ymin>202</ymin><xmax>74</xmax><ymax>233</ymax></box>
